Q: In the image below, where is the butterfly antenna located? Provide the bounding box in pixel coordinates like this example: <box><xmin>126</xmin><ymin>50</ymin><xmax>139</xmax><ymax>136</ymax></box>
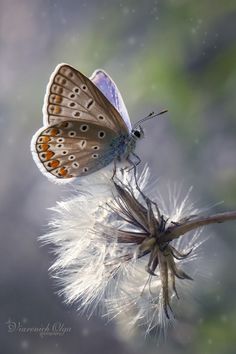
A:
<box><xmin>133</xmin><ymin>109</ymin><xmax>168</xmax><ymax>129</ymax></box>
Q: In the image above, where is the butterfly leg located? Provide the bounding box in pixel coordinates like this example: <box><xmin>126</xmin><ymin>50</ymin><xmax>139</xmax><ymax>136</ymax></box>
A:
<box><xmin>130</xmin><ymin>153</ymin><xmax>164</xmax><ymax>223</ymax></box>
<box><xmin>120</xmin><ymin>160</ymin><xmax>133</xmax><ymax>175</ymax></box>
<box><xmin>125</xmin><ymin>156</ymin><xmax>151</xmax><ymax>203</ymax></box>
<box><xmin>131</xmin><ymin>152</ymin><xmax>141</xmax><ymax>166</ymax></box>
<box><xmin>125</xmin><ymin>152</ymin><xmax>141</xmax><ymax>173</ymax></box>
<box><xmin>120</xmin><ymin>152</ymin><xmax>141</xmax><ymax>175</ymax></box>
<box><xmin>131</xmin><ymin>162</ymin><xmax>163</xmax><ymax>226</ymax></box>
<box><xmin>111</xmin><ymin>159</ymin><xmax>118</xmax><ymax>181</ymax></box>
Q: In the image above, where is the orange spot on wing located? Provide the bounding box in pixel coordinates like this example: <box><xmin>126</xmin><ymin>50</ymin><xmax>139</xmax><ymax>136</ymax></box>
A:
<box><xmin>45</xmin><ymin>151</ymin><xmax>54</xmax><ymax>160</ymax></box>
<box><xmin>54</xmin><ymin>95</ymin><xmax>62</xmax><ymax>104</ymax></box>
<box><xmin>49</xmin><ymin>160</ymin><xmax>60</xmax><ymax>169</ymax></box>
<box><xmin>54</xmin><ymin>106</ymin><xmax>61</xmax><ymax>114</ymax></box>
<box><xmin>59</xmin><ymin>167</ymin><xmax>68</xmax><ymax>177</ymax></box>
<box><xmin>38</xmin><ymin>136</ymin><xmax>50</xmax><ymax>143</ymax></box>
<box><xmin>41</xmin><ymin>144</ymin><xmax>49</xmax><ymax>151</ymax></box>
<box><xmin>50</xmin><ymin>128</ymin><xmax>59</xmax><ymax>136</ymax></box>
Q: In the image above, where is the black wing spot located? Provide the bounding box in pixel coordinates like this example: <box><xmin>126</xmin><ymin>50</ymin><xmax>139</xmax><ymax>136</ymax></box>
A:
<box><xmin>80</xmin><ymin>124</ymin><xmax>89</xmax><ymax>132</ymax></box>
<box><xmin>68</xmin><ymin>131</ymin><xmax>76</xmax><ymax>137</ymax></box>
<box><xmin>86</xmin><ymin>99</ymin><xmax>94</xmax><ymax>109</ymax></box>
<box><xmin>57</xmin><ymin>138</ymin><xmax>65</xmax><ymax>143</ymax></box>
<box><xmin>73</xmin><ymin>111</ymin><xmax>80</xmax><ymax>117</ymax></box>
<box><xmin>60</xmin><ymin>122</ymin><xmax>69</xmax><ymax>128</ymax></box>
<box><xmin>98</xmin><ymin>131</ymin><xmax>106</xmax><ymax>139</ymax></box>
<box><xmin>80</xmin><ymin>140</ymin><xmax>87</xmax><ymax>149</ymax></box>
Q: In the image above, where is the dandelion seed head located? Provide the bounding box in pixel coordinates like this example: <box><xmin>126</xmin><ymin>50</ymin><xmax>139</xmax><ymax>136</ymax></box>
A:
<box><xmin>41</xmin><ymin>166</ymin><xmax>209</xmax><ymax>339</ymax></box>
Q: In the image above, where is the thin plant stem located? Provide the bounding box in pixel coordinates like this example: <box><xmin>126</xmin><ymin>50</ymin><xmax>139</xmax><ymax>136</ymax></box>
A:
<box><xmin>160</xmin><ymin>211</ymin><xmax>236</xmax><ymax>243</ymax></box>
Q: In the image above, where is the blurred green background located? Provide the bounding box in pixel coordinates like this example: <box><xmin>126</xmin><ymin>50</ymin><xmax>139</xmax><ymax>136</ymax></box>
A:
<box><xmin>0</xmin><ymin>0</ymin><xmax>236</xmax><ymax>353</ymax></box>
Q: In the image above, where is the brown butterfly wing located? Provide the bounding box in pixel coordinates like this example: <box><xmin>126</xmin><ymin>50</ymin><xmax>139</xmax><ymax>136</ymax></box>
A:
<box><xmin>43</xmin><ymin>64</ymin><xmax>129</xmax><ymax>135</ymax></box>
<box><xmin>33</xmin><ymin>120</ymin><xmax>119</xmax><ymax>179</ymax></box>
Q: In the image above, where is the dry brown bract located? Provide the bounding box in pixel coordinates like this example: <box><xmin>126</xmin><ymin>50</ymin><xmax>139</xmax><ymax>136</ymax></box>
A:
<box><xmin>105</xmin><ymin>178</ymin><xmax>236</xmax><ymax>319</ymax></box>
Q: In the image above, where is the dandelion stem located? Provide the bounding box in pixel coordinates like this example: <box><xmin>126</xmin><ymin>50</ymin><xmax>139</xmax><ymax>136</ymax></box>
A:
<box><xmin>161</xmin><ymin>211</ymin><xmax>236</xmax><ymax>243</ymax></box>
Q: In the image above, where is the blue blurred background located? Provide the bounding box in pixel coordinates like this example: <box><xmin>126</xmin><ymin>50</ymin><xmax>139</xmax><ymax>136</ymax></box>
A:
<box><xmin>0</xmin><ymin>0</ymin><xmax>236</xmax><ymax>353</ymax></box>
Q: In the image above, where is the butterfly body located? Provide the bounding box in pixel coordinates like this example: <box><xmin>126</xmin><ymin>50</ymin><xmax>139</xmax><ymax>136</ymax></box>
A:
<box><xmin>109</xmin><ymin>133</ymin><xmax>137</xmax><ymax>161</ymax></box>
<box><xmin>31</xmin><ymin>63</ymin><xmax>143</xmax><ymax>182</ymax></box>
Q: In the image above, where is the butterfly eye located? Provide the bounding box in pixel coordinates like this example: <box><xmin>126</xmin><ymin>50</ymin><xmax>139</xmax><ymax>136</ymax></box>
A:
<box><xmin>98</xmin><ymin>131</ymin><xmax>106</xmax><ymax>139</ymax></box>
<box><xmin>80</xmin><ymin>124</ymin><xmax>89</xmax><ymax>132</ymax></box>
<box><xmin>133</xmin><ymin>130</ymin><xmax>141</xmax><ymax>138</ymax></box>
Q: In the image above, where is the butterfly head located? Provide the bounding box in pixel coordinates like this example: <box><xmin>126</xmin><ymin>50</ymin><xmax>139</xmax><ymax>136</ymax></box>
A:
<box><xmin>132</xmin><ymin>126</ymin><xmax>144</xmax><ymax>140</ymax></box>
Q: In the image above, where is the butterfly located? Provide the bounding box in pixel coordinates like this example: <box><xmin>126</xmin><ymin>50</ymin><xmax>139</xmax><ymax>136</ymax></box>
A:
<box><xmin>31</xmin><ymin>63</ymin><xmax>167</xmax><ymax>183</ymax></box>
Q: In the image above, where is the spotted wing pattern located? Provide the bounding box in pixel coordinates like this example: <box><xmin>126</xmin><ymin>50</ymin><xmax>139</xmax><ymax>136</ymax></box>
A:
<box><xmin>32</xmin><ymin>120</ymin><xmax>121</xmax><ymax>180</ymax></box>
<box><xmin>43</xmin><ymin>64</ymin><xmax>129</xmax><ymax>135</ymax></box>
